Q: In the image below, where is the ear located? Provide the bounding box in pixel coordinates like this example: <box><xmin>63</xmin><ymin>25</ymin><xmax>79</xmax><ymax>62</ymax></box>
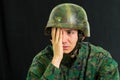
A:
<box><xmin>78</xmin><ymin>34</ymin><xmax>85</xmax><ymax>42</ymax></box>
<box><xmin>82</xmin><ymin>36</ymin><xmax>85</xmax><ymax>41</ymax></box>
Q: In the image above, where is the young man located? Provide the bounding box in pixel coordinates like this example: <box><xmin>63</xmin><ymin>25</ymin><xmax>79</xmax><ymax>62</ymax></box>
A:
<box><xmin>26</xmin><ymin>3</ymin><xmax>120</xmax><ymax>80</ymax></box>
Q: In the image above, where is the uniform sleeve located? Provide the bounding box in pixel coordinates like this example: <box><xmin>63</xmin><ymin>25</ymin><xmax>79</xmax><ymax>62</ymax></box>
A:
<box><xmin>98</xmin><ymin>55</ymin><xmax>120</xmax><ymax>80</ymax></box>
<box><xmin>26</xmin><ymin>56</ymin><xmax>60</xmax><ymax>80</ymax></box>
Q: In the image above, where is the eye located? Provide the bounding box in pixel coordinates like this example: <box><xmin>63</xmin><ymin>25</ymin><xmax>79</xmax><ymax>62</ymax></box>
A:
<box><xmin>67</xmin><ymin>30</ymin><xmax>74</xmax><ymax>34</ymax></box>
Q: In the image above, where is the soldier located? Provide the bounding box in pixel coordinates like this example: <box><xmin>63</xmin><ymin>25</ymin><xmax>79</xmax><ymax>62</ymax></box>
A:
<box><xmin>26</xmin><ymin>3</ymin><xmax>120</xmax><ymax>80</ymax></box>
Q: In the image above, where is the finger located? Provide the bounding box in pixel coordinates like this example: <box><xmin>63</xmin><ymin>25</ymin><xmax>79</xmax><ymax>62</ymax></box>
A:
<box><xmin>55</xmin><ymin>28</ymin><xmax>60</xmax><ymax>43</ymax></box>
<box><xmin>51</xmin><ymin>28</ymin><xmax>56</xmax><ymax>41</ymax></box>
<box><xmin>58</xmin><ymin>28</ymin><xmax>62</xmax><ymax>43</ymax></box>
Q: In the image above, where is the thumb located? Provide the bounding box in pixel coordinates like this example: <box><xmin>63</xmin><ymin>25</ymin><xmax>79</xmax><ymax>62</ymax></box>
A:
<box><xmin>50</xmin><ymin>39</ymin><xmax>53</xmax><ymax>44</ymax></box>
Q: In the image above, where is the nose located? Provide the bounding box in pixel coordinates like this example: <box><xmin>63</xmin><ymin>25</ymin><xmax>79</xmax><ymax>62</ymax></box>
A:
<box><xmin>62</xmin><ymin>32</ymin><xmax>68</xmax><ymax>44</ymax></box>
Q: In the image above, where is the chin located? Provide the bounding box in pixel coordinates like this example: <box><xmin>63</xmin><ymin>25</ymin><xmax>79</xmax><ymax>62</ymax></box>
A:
<box><xmin>63</xmin><ymin>51</ymin><xmax>71</xmax><ymax>54</ymax></box>
<box><xmin>64</xmin><ymin>52</ymin><xmax>70</xmax><ymax>54</ymax></box>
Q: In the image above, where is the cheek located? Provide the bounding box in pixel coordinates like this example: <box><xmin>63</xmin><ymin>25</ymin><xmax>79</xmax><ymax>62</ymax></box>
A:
<box><xmin>71</xmin><ymin>35</ymin><xmax>78</xmax><ymax>44</ymax></box>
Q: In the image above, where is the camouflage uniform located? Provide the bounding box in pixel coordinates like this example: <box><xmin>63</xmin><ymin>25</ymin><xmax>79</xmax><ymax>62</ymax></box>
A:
<box><xmin>26</xmin><ymin>42</ymin><xmax>120</xmax><ymax>80</ymax></box>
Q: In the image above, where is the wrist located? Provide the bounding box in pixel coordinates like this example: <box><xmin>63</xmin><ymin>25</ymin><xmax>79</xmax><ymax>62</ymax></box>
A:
<box><xmin>51</xmin><ymin>56</ymin><xmax>62</xmax><ymax>68</ymax></box>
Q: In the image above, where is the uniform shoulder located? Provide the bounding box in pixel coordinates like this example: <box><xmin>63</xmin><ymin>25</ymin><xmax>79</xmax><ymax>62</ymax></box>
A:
<box><xmin>89</xmin><ymin>42</ymin><xmax>112</xmax><ymax>58</ymax></box>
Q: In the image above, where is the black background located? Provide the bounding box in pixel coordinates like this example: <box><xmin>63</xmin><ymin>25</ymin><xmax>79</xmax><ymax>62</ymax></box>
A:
<box><xmin>0</xmin><ymin>0</ymin><xmax>120</xmax><ymax>80</ymax></box>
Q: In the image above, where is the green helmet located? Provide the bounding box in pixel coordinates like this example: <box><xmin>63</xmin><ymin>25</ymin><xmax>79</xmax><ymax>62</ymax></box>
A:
<box><xmin>44</xmin><ymin>3</ymin><xmax>90</xmax><ymax>37</ymax></box>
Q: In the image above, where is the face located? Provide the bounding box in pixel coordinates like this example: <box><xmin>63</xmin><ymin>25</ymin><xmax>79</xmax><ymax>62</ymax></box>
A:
<box><xmin>62</xmin><ymin>28</ymin><xmax>78</xmax><ymax>54</ymax></box>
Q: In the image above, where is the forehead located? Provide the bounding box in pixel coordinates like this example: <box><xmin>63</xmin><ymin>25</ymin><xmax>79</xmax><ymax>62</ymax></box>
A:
<box><xmin>61</xmin><ymin>28</ymin><xmax>78</xmax><ymax>31</ymax></box>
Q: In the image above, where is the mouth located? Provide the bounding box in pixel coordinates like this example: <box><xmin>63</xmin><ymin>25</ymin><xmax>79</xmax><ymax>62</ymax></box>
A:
<box><xmin>63</xmin><ymin>46</ymin><xmax>69</xmax><ymax>50</ymax></box>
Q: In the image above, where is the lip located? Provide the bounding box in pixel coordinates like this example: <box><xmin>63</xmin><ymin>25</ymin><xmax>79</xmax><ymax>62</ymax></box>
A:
<box><xmin>63</xmin><ymin>46</ymin><xmax>69</xmax><ymax>50</ymax></box>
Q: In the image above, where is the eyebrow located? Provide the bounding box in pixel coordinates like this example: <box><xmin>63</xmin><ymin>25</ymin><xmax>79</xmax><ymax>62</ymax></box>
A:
<box><xmin>64</xmin><ymin>29</ymin><xmax>77</xmax><ymax>31</ymax></box>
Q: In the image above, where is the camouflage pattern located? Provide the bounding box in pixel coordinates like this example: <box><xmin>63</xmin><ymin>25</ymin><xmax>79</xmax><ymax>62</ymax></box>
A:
<box><xmin>26</xmin><ymin>42</ymin><xmax>120</xmax><ymax>80</ymax></box>
<box><xmin>45</xmin><ymin>3</ymin><xmax>90</xmax><ymax>37</ymax></box>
